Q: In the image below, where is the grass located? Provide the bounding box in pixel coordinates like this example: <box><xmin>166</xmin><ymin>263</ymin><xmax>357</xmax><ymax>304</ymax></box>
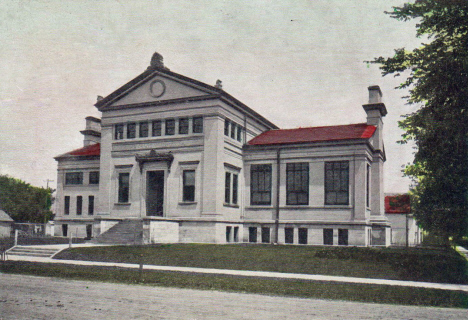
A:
<box><xmin>1</xmin><ymin>261</ymin><xmax>467</xmax><ymax>308</ymax></box>
<box><xmin>54</xmin><ymin>244</ymin><xmax>468</xmax><ymax>284</ymax></box>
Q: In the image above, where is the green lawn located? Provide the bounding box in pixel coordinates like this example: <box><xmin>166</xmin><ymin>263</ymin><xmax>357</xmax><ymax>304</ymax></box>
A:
<box><xmin>1</xmin><ymin>261</ymin><xmax>467</xmax><ymax>308</ymax></box>
<box><xmin>54</xmin><ymin>244</ymin><xmax>468</xmax><ymax>284</ymax></box>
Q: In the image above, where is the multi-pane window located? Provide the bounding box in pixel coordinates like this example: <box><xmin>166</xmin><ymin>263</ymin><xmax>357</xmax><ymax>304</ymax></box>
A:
<box><xmin>139</xmin><ymin>122</ymin><xmax>149</xmax><ymax>138</ymax></box>
<box><xmin>89</xmin><ymin>171</ymin><xmax>99</xmax><ymax>185</ymax></box>
<box><xmin>286</xmin><ymin>163</ymin><xmax>309</xmax><ymax>205</ymax></box>
<box><xmin>366</xmin><ymin>164</ymin><xmax>370</xmax><ymax>208</ymax></box>
<box><xmin>224</xmin><ymin>119</ymin><xmax>230</xmax><ymax>136</ymax></box>
<box><xmin>323</xmin><ymin>228</ymin><xmax>333</xmax><ymax>245</ymax></box>
<box><xmin>127</xmin><ymin>122</ymin><xmax>136</xmax><ymax>139</ymax></box>
<box><xmin>285</xmin><ymin>227</ymin><xmax>294</xmax><ymax>244</ymax></box>
<box><xmin>65</xmin><ymin>172</ymin><xmax>83</xmax><ymax>185</ymax></box>
<box><xmin>250</xmin><ymin>164</ymin><xmax>272</xmax><ymax>205</ymax></box>
<box><xmin>115</xmin><ymin>124</ymin><xmax>124</xmax><ymax>140</ymax></box>
<box><xmin>225</xmin><ymin>172</ymin><xmax>231</xmax><ymax>204</ymax></box>
<box><xmin>325</xmin><ymin>161</ymin><xmax>349</xmax><ymax>205</ymax></box>
<box><xmin>165</xmin><ymin>119</ymin><xmax>175</xmax><ymax>135</ymax></box>
<box><xmin>64</xmin><ymin>196</ymin><xmax>70</xmax><ymax>215</ymax></box>
<box><xmin>179</xmin><ymin>118</ymin><xmax>189</xmax><ymax>134</ymax></box>
<box><xmin>338</xmin><ymin>229</ymin><xmax>348</xmax><ymax>246</ymax></box>
<box><xmin>225</xmin><ymin>172</ymin><xmax>238</xmax><ymax>205</ymax></box>
<box><xmin>88</xmin><ymin>196</ymin><xmax>94</xmax><ymax>215</ymax></box>
<box><xmin>118</xmin><ymin>172</ymin><xmax>130</xmax><ymax>203</ymax></box>
<box><xmin>76</xmin><ymin>196</ymin><xmax>82</xmax><ymax>215</ymax></box>
<box><xmin>152</xmin><ymin>120</ymin><xmax>162</xmax><ymax>136</ymax></box>
<box><xmin>183</xmin><ymin>170</ymin><xmax>195</xmax><ymax>202</ymax></box>
<box><xmin>193</xmin><ymin>116</ymin><xmax>203</xmax><ymax>133</ymax></box>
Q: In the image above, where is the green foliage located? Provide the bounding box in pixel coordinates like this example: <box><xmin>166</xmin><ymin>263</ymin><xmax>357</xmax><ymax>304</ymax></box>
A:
<box><xmin>372</xmin><ymin>0</ymin><xmax>468</xmax><ymax>240</ymax></box>
<box><xmin>0</xmin><ymin>175</ymin><xmax>55</xmax><ymax>223</ymax></box>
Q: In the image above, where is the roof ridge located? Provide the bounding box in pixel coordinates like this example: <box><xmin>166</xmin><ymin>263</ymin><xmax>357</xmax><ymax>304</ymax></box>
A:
<box><xmin>268</xmin><ymin>122</ymin><xmax>369</xmax><ymax>132</ymax></box>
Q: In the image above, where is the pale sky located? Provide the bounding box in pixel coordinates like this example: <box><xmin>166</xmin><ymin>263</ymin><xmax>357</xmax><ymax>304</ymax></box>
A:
<box><xmin>0</xmin><ymin>0</ymin><xmax>421</xmax><ymax>193</ymax></box>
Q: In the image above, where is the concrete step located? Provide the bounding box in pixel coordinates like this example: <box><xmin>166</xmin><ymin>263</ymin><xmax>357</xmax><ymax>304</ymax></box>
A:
<box><xmin>92</xmin><ymin>219</ymin><xmax>143</xmax><ymax>245</ymax></box>
<box><xmin>7</xmin><ymin>246</ymin><xmax>61</xmax><ymax>258</ymax></box>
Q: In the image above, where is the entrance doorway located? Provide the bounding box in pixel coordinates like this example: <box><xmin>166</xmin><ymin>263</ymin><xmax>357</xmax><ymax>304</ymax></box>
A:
<box><xmin>146</xmin><ymin>170</ymin><xmax>164</xmax><ymax>216</ymax></box>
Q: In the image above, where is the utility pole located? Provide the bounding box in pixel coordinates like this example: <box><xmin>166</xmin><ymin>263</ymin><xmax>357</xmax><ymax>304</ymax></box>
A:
<box><xmin>44</xmin><ymin>179</ymin><xmax>54</xmax><ymax>189</ymax></box>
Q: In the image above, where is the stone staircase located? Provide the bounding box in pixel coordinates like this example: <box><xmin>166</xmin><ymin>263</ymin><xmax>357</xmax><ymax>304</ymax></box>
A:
<box><xmin>92</xmin><ymin>219</ymin><xmax>143</xmax><ymax>245</ymax></box>
<box><xmin>7</xmin><ymin>246</ymin><xmax>61</xmax><ymax>258</ymax></box>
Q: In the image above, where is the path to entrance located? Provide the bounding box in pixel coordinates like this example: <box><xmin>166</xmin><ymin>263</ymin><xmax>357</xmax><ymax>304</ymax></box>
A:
<box><xmin>5</xmin><ymin>244</ymin><xmax>468</xmax><ymax>293</ymax></box>
<box><xmin>1</xmin><ymin>273</ymin><xmax>467</xmax><ymax>320</ymax></box>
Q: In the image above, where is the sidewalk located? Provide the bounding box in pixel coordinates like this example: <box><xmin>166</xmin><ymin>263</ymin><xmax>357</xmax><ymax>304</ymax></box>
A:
<box><xmin>4</xmin><ymin>244</ymin><xmax>468</xmax><ymax>293</ymax></box>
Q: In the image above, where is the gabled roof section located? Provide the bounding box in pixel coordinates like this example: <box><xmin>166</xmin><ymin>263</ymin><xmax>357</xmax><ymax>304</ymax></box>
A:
<box><xmin>248</xmin><ymin>123</ymin><xmax>376</xmax><ymax>146</ymax></box>
<box><xmin>385</xmin><ymin>194</ymin><xmax>411</xmax><ymax>214</ymax></box>
<box><xmin>0</xmin><ymin>209</ymin><xmax>13</xmax><ymax>222</ymax></box>
<box><xmin>94</xmin><ymin>65</ymin><xmax>278</xmax><ymax>129</ymax></box>
<box><xmin>54</xmin><ymin>143</ymin><xmax>100</xmax><ymax>161</ymax></box>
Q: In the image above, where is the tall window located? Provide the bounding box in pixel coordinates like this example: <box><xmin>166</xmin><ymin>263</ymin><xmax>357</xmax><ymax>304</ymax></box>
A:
<box><xmin>225</xmin><ymin>172</ymin><xmax>238</xmax><ymax>205</ymax></box>
<box><xmin>127</xmin><ymin>122</ymin><xmax>136</xmax><ymax>139</ymax></box>
<box><xmin>193</xmin><ymin>116</ymin><xmax>203</xmax><ymax>133</ymax></box>
<box><xmin>88</xmin><ymin>195</ymin><xmax>94</xmax><ymax>215</ymax></box>
<box><xmin>224</xmin><ymin>119</ymin><xmax>230</xmax><ymax>136</ymax></box>
<box><xmin>118</xmin><ymin>173</ymin><xmax>130</xmax><ymax>203</ymax></box>
<box><xmin>232</xmin><ymin>174</ymin><xmax>238</xmax><ymax>205</ymax></box>
<box><xmin>250</xmin><ymin>164</ymin><xmax>272</xmax><ymax>205</ymax></box>
<box><xmin>249</xmin><ymin>227</ymin><xmax>257</xmax><ymax>243</ymax></box>
<box><xmin>286</xmin><ymin>163</ymin><xmax>309</xmax><ymax>205</ymax></box>
<box><xmin>230</xmin><ymin>122</ymin><xmax>236</xmax><ymax>139</ymax></box>
<box><xmin>225</xmin><ymin>172</ymin><xmax>231</xmax><ymax>204</ymax></box>
<box><xmin>139</xmin><ymin>122</ymin><xmax>149</xmax><ymax>138</ymax></box>
<box><xmin>338</xmin><ymin>229</ymin><xmax>348</xmax><ymax>246</ymax></box>
<box><xmin>285</xmin><ymin>227</ymin><xmax>294</xmax><ymax>244</ymax></box>
<box><xmin>366</xmin><ymin>164</ymin><xmax>371</xmax><ymax>208</ymax></box>
<box><xmin>236</xmin><ymin>126</ymin><xmax>242</xmax><ymax>142</ymax></box>
<box><xmin>65</xmin><ymin>172</ymin><xmax>83</xmax><ymax>185</ymax></box>
<box><xmin>299</xmin><ymin>228</ymin><xmax>308</xmax><ymax>244</ymax></box>
<box><xmin>89</xmin><ymin>171</ymin><xmax>99</xmax><ymax>185</ymax></box>
<box><xmin>76</xmin><ymin>196</ymin><xmax>82</xmax><ymax>215</ymax></box>
<box><xmin>152</xmin><ymin>120</ymin><xmax>162</xmax><ymax>136</ymax></box>
<box><xmin>115</xmin><ymin>124</ymin><xmax>124</xmax><ymax>140</ymax></box>
<box><xmin>165</xmin><ymin>119</ymin><xmax>175</xmax><ymax>135</ymax></box>
<box><xmin>64</xmin><ymin>196</ymin><xmax>70</xmax><ymax>215</ymax></box>
<box><xmin>323</xmin><ymin>228</ymin><xmax>333</xmax><ymax>245</ymax></box>
<box><xmin>179</xmin><ymin>118</ymin><xmax>189</xmax><ymax>134</ymax></box>
<box><xmin>183</xmin><ymin>170</ymin><xmax>195</xmax><ymax>202</ymax></box>
<box><xmin>261</xmin><ymin>227</ymin><xmax>270</xmax><ymax>243</ymax></box>
<box><xmin>325</xmin><ymin>161</ymin><xmax>349</xmax><ymax>205</ymax></box>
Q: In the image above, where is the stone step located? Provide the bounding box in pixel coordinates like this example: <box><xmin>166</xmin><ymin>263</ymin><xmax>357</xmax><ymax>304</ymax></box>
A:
<box><xmin>7</xmin><ymin>251</ymin><xmax>55</xmax><ymax>257</ymax></box>
<box><xmin>7</xmin><ymin>246</ymin><xmax>61</xmax><ymax>258</ymax></box>
<box><xmin>92</xmin><ymin>219</ymin><xmax>143</xmax><ymax>245</ymax></box>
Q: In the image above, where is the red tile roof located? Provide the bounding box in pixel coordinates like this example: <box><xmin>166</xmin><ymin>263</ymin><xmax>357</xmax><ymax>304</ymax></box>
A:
<box><xmin>385</xmin><ymin>194</ymin><xmax>411</xmax><ymax>214</ymax></box>
<box><xmin>55</xmin><ymin>143</ymin><xmax>100</xmax><ymax>160</ymax></box>
<box><xmin>68</xmin><ymin>143</ymin><xmax>100</xmax><ymax>156</ymax></box>
<box><xmin>248</xmin><ymin>123</ymin><xmax>376</xmax><ymax>146</ymax></box>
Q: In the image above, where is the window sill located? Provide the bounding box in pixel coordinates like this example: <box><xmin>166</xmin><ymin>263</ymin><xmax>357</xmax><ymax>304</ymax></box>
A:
<box><xmin>114</xmin><ymin>203</ymin><xmax>131</xmax><ymax>206</ymax></box>
<box><xmin>223</xmin><ymin>203</ymin><xmax>240</xmax><ymax>208</ymax></box>
<box><xmin>178</xmin><ymin>201</ymin><xmax>197</xmax><ymax>206</ymax></box>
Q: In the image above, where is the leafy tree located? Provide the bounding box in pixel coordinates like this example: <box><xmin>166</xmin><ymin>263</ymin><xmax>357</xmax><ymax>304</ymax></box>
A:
<box><xmin>372</xmin><ymin>0</ymin><xmax>468</xmax><ymax>243</ymax></box>
<box><xmin>0</xmin><ymin>175</ymin><xmax>55</xmax><ymax>223</ymax></box>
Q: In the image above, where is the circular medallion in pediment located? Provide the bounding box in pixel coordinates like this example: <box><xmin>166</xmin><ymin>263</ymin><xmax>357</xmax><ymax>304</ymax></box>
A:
<box><xmin>149</xmin><ymin>80</ymin><xmax>166</xmax><ymax>98</ymax></box>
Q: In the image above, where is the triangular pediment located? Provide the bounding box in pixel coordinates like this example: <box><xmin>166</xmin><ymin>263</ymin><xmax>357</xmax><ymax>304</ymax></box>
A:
<box><xmin>108</xmin><ymin>72</ymin><xmax>213</xmax><ymax>107</ymax></box>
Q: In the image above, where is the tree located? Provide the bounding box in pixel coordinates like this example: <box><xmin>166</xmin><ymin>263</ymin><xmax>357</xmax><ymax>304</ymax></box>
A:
<box><xmin>0</xmin><ymin>175</ymin><xmax>55</xmax><ymax>223</ymax></box>
<box><xmin>372</xmin><ymin>0</ymin><xmax>468</xmax><ymax>242</ymax></box>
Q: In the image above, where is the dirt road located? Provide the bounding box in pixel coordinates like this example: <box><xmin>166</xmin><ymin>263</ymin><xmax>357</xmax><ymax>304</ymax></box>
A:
<box><xmin>0</xmin><ymin>273</ymin><xmax>466</xmax><ymax>319</ymax></box>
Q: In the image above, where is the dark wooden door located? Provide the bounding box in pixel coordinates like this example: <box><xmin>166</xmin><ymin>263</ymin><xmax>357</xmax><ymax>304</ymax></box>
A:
<box><xmin>146</xmin><ymin>171</ymin><xmax>164</xmax><ymax>216</ymax></box>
